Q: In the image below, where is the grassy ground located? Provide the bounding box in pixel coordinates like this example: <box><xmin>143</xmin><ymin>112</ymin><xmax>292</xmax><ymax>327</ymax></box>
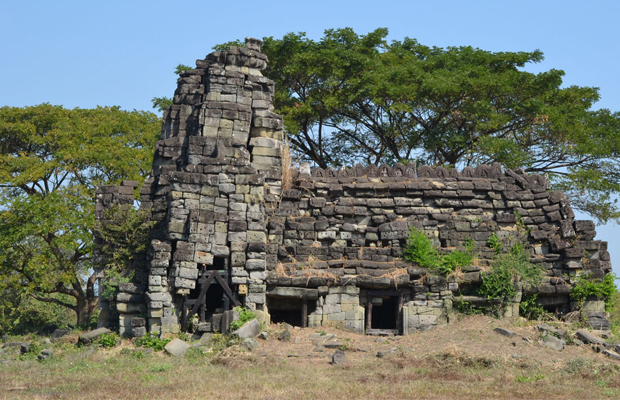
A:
<box><xmin>2</xmin><ymin>315</ymin><xmax>620</xmax><ymax>399</ymax></box>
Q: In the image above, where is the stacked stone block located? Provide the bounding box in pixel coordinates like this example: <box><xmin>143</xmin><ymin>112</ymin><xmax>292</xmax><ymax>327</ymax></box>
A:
<box><xmin>95</xmin><ymin>38</ymin><xmax>613</xmax><ymax>336</ymax></box>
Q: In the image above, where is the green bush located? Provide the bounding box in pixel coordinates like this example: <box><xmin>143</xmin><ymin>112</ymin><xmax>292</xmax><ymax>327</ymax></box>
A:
<box><xmin>98</xmin><ymin>332</ymin><xmax>120</xmax><ymax>348</ymax></box>
<box><xmin>134</xmin><ymin>333</ymin><xmax>171</xmax><ymax>352</ymax></box>
<box><xmin>519</xmin><ymin>294</ymin><xmax>547</xmax><ymax>320</ymax></box>
<box><xmin>229</xmin><ymin>307</ymin><xmax>256</xmax><ymax>331</ymax></box>
<box><xmin>403</xmin><ymin>228</ymin><xmax>474</xmax><ymax>276</ymax></box>
<box><xmin>570</xmin><ymin>273</ymin><xmax>617</xmax><ymax>312</ymax></box>
<box><xmin>0</xmin><ymin>293</ymin><xmax>76</xmax><ymax>335</ymax></box>
<box><xmin>478</xmin><ymin>245</ymin><xmax>541</xmax><ymax>304</ymax></box>
<box><xmin>486</xmin><ymin>233</ymin><xmax>503</xmax><ymax>254</ymax></box>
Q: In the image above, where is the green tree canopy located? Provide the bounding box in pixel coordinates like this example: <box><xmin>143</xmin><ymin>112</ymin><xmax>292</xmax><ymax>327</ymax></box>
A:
<box><xmin>0</xmin><ymin>104</ymin><xmax>160</xmax><ymax>326</ymax></box>
<box><xmin>216</xmin><ymin>28</ymin><xmax>620</xmax><ymax>224</ymax></box>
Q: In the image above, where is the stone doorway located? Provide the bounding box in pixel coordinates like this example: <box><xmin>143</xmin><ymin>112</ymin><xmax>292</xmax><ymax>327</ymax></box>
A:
<box><xmin>365</xmin><ymin>290</ymin><xmax>403</xmax><ymax>335</ymax></box>
<box><xmin>267</xmin><ymin>297</ymin><xmax>315</xmax><ymax>328</ymax></box>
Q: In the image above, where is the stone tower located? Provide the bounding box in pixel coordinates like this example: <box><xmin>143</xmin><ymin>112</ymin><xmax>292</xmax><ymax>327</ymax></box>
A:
<box><xmin>137</xmin><ymin>37</ymin><xmax>283</xmax><ymax>334</ymax></box>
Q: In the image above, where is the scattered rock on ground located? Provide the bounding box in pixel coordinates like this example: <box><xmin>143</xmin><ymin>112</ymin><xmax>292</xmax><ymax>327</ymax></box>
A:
<box><xmin>313</xmin><ymin>345</ymin><xmax>325</xmax><ymax>352</ymax></box>
<box><xmin>602</xmin><ymin>350</ymin><xmax>620</xmax><ymax>361</ymax></box>
<box><xmin>51</xmin><ymin>329</ymin><xmax>71</xmax><ymax>341</ymax></box>
<box><xmin>199</xmin><ymin>333</ymin><xmax>213</xmax><ymax>345</ymax></box>
<box><xmin>278</xmin><ymin>328</ymin><xmax>292</xmax><ymax>342</ymax></box>
<box><xmin>242</xmin><ymin>338</ymin><xmax>259</xmax><ymax>351</ymax></box>
<box><xmin>259</xmin><ymin>332</ymin><xmax>269</xmax><ymax>340</ymax></box>
<box><xmin>541</xmin><ymin>335</ymin><xmax>565</xmax><ymax>351</ymax></box>
<box><xmin>78</xmin><ymin>328</ymin><xmax>111</xmax><ymax>346</ymax></box>
<box><xmin>232</xmin><ymin>319</ymin><xmax>261</xmax><ymax>339</ymax></box>
<box><xmin>38</xmin><ymin>349</ymin><xmax>53</xmax><ymax>360</ymax></box>
<box><xmin>331</xmin><ymin>349</ymin><xmax>347</xmax><ymax>365</ymax></box>
<box><xmin>575</xmin><ymin>329</ymin><xmax>605</xmax><ymax>345</ymax></box>
<box><xmin>164</xmin><ymin>338</ymin><xmax>190</xmax><ymax>357</ymax></box>
<box><xmin>377</xmin><ymin>348</ymin><xmax>398</xmax><ymax>358</ymax></box>
<box><xmin>493</xmin><ymin>327</ymin><xmax>517</xmax><ymax>338</ymax></box>
<box><xmin>537</xmin><ymin>324</ymin><xmax>567</xmax><ymax>339</ymax></box>
<box><xmin>19</xmin><ymin>343</ymin><xmax>31</xmax><ymax>354</ymax></box>
<box><xmin>323</xmin><ymin>340</ymin><xmax>343</xmax><ymax>349</ymax></box>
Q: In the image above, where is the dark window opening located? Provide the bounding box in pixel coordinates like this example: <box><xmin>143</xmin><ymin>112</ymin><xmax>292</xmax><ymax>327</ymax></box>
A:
<box><xmin>268</xmin><ymin>298</ymin><xmax>315</xmax><ymax>327</ymax></box>
<box><xmin>366</xmin><ymin>290</ymin><xmax>402</xmax><ymax>335</ymax></box>
<box><xmin>370</xmin><ymin>296</ymin><xmax>398</xmax><ymax>330</ymax></box>
<box><xmin>210</xmin><ymin>256</ymin><xmax>227</xmax><ymax>271</ymax></box>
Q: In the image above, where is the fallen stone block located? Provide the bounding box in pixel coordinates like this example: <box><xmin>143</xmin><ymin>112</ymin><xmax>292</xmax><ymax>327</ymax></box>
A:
<box><xmin>38</xmin><ymin>349</ymin><xmax>53</xmax><ymax>360</ymax></box>
<box><xmin>242</xmin><ymin>338</ymin><xmax>258</xmax><ymax>351</ymax></box>
<box><xmin>78</xmin><ymin>328</ymin><xmax>111</xmax><ymax>346</ymax></box>
<box><xmin>164</xmin><ymin>338</ymin><xmax>190</xmax><ymax>357</ymax></box>
<box><xmin>537</xmin><ymin>324</ymin><xmax>567</xmax><ymax>339</ymax></box>
<box><xmin>493</xmin><ymin>327</ymin><xmax>518</xmax><ymax>338</ymax></box>
<box><xmin>51</xmin><ymin>328</ymin><xmax>71</xmax><ymax>340</ymax></box>
<box><xmin>575</xmin><ymin>329</ymin><xmax>605</xmax><ymax>345</ymax></box>
<box><xmin>331</xmin><ymin>349</ymin><xmax>347</xmax><ymax>365</ymax></box>
<box><xmin>602</xmin><ymin>350</ymin><xmax>620</xmax><ymax>361</ymax></box>
<box><xmin>232</xmin><ymin>319</ymin><xmax>261</xmax><ymax>339</ymax></box>
<box><xmin>541</xmin><ymin>335</ymin><xmax>565</xmax><ymax>351</ymax></box>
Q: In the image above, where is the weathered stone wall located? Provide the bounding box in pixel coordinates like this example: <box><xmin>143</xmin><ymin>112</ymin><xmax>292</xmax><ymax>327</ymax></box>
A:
<box><xmin>265</xmin><ymin>164</ymin><xmax>610</xmax><ymax>332</ymax></box>
<box><xmin>95</xmin><ymin>38</ymin><xmax>613</xmax><ymax>337</ymax></box>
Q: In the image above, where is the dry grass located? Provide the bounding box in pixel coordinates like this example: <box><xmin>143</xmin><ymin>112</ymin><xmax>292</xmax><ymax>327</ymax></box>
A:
<box><xmin>2</xmin><ymin>316</ymin><xmax>620</xmax><ymax>399</ymax></box>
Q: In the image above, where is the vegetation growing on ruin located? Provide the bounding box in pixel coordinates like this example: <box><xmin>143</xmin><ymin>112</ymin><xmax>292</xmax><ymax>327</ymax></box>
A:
<box><xmin>404</xmin><ymin>228</ymin><xmax>543</xmax><ymax>313</ymax></box>
<box><xmin>95</xmin><ymin>205</ymin><xmax>154</xmax><ymax>300</ymax></box>
<box><xmin>478</xmin><ymin>244</ymin><xmax>542</xmax><ymax>304</ymax></box>
<box><xmin>570</xmin><ymin>273</ymin><xmax>618</xmax><ymax>312</ymax></box>
<box><xmin>229</xmin><ymin>307</ymin><xmax>257</xmax><ymax>331</ymax></box>
<box><xmin>403</xmin><ymin>228</ymin><xmax>474</xmax><ymax>276</ymax></box>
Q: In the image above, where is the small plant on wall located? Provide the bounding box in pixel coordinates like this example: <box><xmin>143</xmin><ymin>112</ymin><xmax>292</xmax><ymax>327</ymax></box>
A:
<box><xmin>403</xmin><ymin>228</ymin><xmax>474</xmax><ymax>276</ymax></box>
<box><xmin>478</xmin><ymin>243</ymin><xmax>542</xmax><ymax>305</ymax></box>
<box><xmin>570</xmin><ymin>273</ymin><xmax>617</xmax><ymax>312</ymax></box>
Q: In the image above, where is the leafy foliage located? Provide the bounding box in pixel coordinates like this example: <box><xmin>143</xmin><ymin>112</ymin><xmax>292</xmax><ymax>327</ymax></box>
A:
<box><xmin>478</xmin><ymin>245</ymin><xmax>542</xmax><ymax>303</ymax></box>
<box><xmin>403</xmin><ymin>228</ymin><xmax>474</xmax><ymax>275</ymax></box>
<box><xmin>98</xmin><ymin>332</ymin><xmax>120</xmax><ymax>348</ymax></box>
<box><xmin>216</xmin><ymin>29</ymin><xmax>620</xmax><ymax>223</ymax></box>
<box><xmin>486</xmin><ymin>233</ymin><xmax>503</xmax><ymax>254</ymax></box>
<box><xmin>135</xmin><ymin>333</ymin><xmax>171</xmax><ymax>352</ymax></box>
<box><xmin>95</xmin><ymin>205</ymin><xmax>153</xmax><ymax>300</ymax></box>
<box><xmin>151</xmin><ymin>64</ymin><xmax>193</xmax><ymax>112</ymax></box>
<box><xmin>0</xmin><ymin>292</ymin><xmax>76</xmax><ymax>335</ymax></box>
<box><xmin>229</xmin><ymin>307</ymin><xmax>257</xmax><ymax>331</ymax></box>
<box><xmin>570</xmin><ymin>273</ymin><xmax>617</xmax><ymax>312</ymax></box>
<box><xmin>519</xmin><ymin>294</ymin><xmax>548</xmax><ymax>320</ymax></box>
<box><xmin>0</xmin><ymin>104</ymin><xmax>160</xmax><ymax>325</ymax></box>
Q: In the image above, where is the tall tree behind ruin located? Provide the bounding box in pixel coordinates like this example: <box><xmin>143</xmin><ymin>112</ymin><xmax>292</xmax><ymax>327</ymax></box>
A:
<box><xmin>213</xmin><ymin>28</ymin><xmax>620</xmax><ymax>224</ymax></box>
<box><xmin>0</xmin><ymin>104</ymin><xmax>160</xmax><ymax>326</ymax></box>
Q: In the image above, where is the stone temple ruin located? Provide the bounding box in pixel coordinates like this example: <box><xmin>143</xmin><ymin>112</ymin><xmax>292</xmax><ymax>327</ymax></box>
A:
<box><xmin>95</xmin><ymin>38</ymin><xmax>613</xmax><ymax>338</ymax></box>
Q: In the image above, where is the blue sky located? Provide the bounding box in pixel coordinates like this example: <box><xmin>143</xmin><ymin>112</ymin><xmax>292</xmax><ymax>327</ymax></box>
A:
<box><xmin>2</xmin><ymin>0</ymin><xmax>619</xmax><ymax>277</ymax></box>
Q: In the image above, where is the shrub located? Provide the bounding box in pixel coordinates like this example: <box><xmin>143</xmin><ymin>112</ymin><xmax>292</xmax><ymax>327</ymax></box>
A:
<box><xmin>134</xmin><ymin>333</ymin><xmax>171</xmax><ymax>352</ymax></box>
<box><xmin>98</xmin><ymin>332</ymin><xmax>120</xmax><ymax>348</ymax></box>
<box><xmin>0</xmin><ymin>293</ymin><xmax>76</xmax><ymax>335</ymax></box>
<box><xmin>403</xmin><ymin>228</ymin><xmax>441</xmax><ymax>269</ymax></box>
<box><xmin>478</xmin><ymin>244</ymin><xmax>542</xmax><ymax>304</ymax></box>
<box><xmin>403</xmin><ymin>228</ymin><xmax>474</xmax><ymax>276</ymax></box>
<box><xmin>570</xmin><ymin>273</ymin><xmax>617</xmax><ymax>312</ymax></box>
<box><xmin>486</xmin><ymin>233</ymin><xmax>503</xmax><ymax>254</ymax></box>
<box><xmin>519</xmin><ymin>294</ymin><xmax>547</xmax><ymax>320</ymax></box>
<box><xmin>229</xmin><ymin>307</ymin><xmax>256</xmax><ymax>331</ymax></box>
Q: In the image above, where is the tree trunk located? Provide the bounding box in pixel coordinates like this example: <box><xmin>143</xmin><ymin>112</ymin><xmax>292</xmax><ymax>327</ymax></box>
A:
<box><xmin>75</xmin><ymin>294</ymin><xmax>99</xmax><ymax>327</ymax></box>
